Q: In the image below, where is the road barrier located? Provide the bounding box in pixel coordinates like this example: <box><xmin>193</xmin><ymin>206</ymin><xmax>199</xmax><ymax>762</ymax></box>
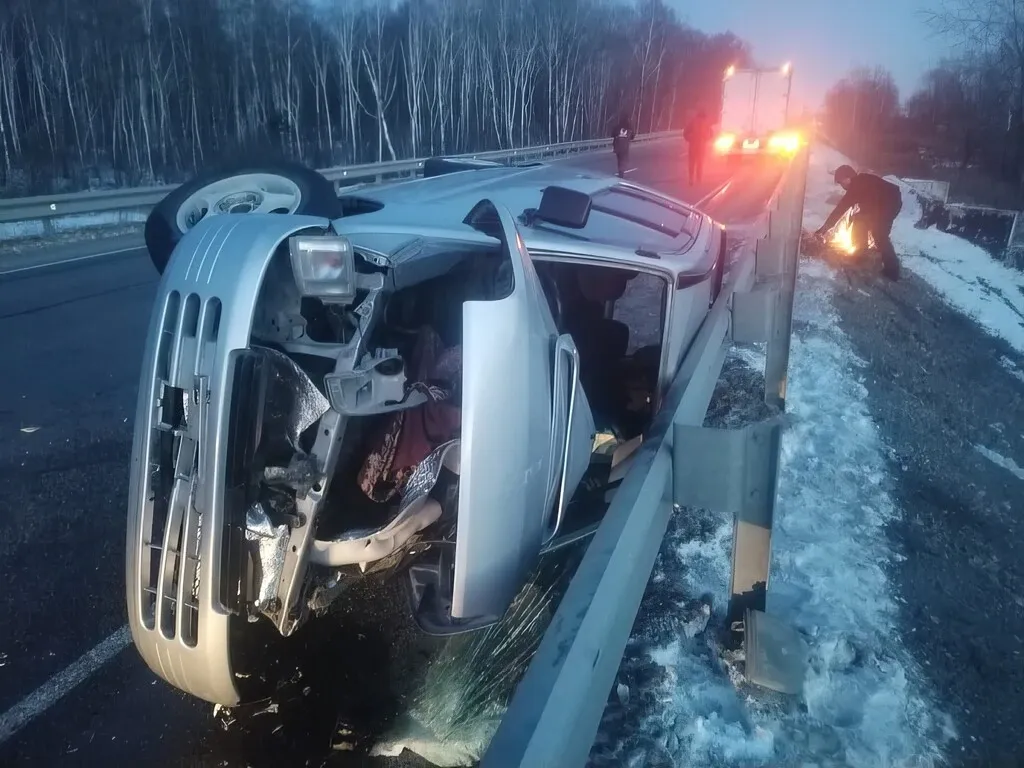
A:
<box><xmin>483</xmin><ymin>147</ymin><xmax>810</xmax><ymax>767</ymax></box>
<box><xmin>0</xmin><ymin>131</ymin><xmax>683</xmax><ymax>231</ymax></box>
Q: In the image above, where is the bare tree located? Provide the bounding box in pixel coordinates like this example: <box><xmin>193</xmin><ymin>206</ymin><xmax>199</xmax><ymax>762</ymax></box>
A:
<box><xmin>359</xmin><ymin>0</ymin><xmax>398</xmax><ymax>162</ymax></box>
<box><xmin>0</xmin><ymin>0</ymin><xmax>751</xmax><ymax>196</ymax></box>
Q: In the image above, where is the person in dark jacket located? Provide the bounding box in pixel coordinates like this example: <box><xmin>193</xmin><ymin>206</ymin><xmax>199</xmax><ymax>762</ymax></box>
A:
<box><xmin>612</xmin><ymin>113</ymin><xmax>634</xmax><ymax>178</ymax></box>
<box><xmin>683</xmin><ymin>109</ymin><xmax>714</xmax><ymax>185</ymax></box>
<box><xmin>815</xmin><ymin>164</ymin><xmax>903</xmax><ymax>280</ymax></box>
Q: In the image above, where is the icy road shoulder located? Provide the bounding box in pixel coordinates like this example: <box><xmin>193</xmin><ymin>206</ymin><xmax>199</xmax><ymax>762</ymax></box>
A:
<box><xmin>589</xmin><ymin>145</ymin><xmax>960</xmax><ymax>767</ymax></box>
<box><xmin>592</xmin><ymin>265</ymin><xmax>954</xmax><ymax>767</ymax></box>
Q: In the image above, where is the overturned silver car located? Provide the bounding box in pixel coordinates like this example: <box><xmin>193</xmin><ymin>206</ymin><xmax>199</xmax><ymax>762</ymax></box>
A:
<box><xmin>125</xmin><ymin>156</ymin><xmax>727</xmax><ymax>707</ymax></box>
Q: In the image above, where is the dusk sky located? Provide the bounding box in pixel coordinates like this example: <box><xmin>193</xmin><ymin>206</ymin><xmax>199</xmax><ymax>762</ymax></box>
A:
<box><xmin>676</xmin><ymin>1</ymin><xmax>950</xmax><ymax>112</ymax></box>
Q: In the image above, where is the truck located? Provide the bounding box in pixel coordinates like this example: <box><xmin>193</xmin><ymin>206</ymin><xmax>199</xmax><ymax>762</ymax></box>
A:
<box><xmin>714</xmin><ymin>64</ymin><xmax>800</xmax><ymax>159</ymax></box>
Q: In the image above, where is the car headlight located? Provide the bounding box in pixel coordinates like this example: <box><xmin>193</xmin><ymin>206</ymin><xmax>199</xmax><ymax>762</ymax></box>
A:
<box><xmin>714</xmin><ymin>133</ymin><xmax>736</xmax><ymax>153</ymax></box>
<box><xmin>289</xmin><ymin>234</ymin><xmax>357</xmax><ymax>303</ymax></box>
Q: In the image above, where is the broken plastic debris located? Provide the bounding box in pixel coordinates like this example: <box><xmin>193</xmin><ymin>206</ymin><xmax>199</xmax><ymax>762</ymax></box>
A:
<box><xmin>19</xmin><ymin>426</ymin><xmax>40</xmax><ymax>433</ymax></box>
<box><xmin>681</xmin><ymin>601</ymin><xmax>712</xmax><ymax>639</ymax></box>
<box><xmin>251</xmin><ymin>701</ymin><xmax>279</xmax><ymax>717</ymax></box>
<box><xmin>245</xmin><ymin>503</ymin><xmax>289</xmax><ymax>611</ymax></box>
<box><xmin>616</xmin><ymin>682</ymin><xmax>630</xmax><ymax>706</ymax></box>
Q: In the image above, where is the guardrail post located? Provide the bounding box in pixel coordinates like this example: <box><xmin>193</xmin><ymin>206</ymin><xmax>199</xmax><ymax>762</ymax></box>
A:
<box><xmin>673</xmin><ymin>418</ymin><xmax>783</xmax><ymax>626</ymax></box>
<box><xmin>715</xmin><ymin>147</ymin><xmax>810</xmax><ymax>693</ymax></box>
<box><xmin>762</xmin><ymin>150</ymin><xmax>808</xmax><ymax>410</ymax></box>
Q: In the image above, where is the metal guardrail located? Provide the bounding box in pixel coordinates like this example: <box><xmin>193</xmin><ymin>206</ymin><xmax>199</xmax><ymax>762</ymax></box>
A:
<box><xmin>483</xmin><ymin>147</ymin><xmax>810</xmax><ymax>767</ymax></box>
<box><xmin>0</xmin><ymin>131</ymin><xmax>683</xmax><ymax>226</ymax></box>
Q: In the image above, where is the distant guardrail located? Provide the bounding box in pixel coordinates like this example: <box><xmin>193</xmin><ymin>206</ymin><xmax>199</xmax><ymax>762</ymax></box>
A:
<box><xmin>0</xmin><ymin>131</ymin><xmax>684</xmax><ymax>230</ymax></box>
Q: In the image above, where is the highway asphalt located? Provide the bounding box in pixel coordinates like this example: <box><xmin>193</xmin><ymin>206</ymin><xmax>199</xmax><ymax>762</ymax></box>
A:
<box><xmin>0</xmin><ymin>139</ymin><xmax>784</xmax><ymax>767</ymax></box>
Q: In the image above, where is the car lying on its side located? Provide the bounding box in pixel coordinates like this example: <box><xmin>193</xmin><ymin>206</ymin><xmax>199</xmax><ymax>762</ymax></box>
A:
<box><xmin>125</xmin><ymin>154</ymin><xmax>728</xmax><ymax>707</ymax></box>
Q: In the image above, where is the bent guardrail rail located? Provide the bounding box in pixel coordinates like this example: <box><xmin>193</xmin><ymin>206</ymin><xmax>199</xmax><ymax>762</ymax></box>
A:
<box><xmin>483</xmin><ymin>146</ymin><xmax>811</xmax><ymax>767</ymax></box>
<box><xmin>0</xmin><ymin>131</ymin><xmax>683</xmax><ymax>227</ymax></box>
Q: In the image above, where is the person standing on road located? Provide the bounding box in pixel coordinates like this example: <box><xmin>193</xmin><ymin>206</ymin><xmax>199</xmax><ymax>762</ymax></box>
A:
<box><xmin>683</xmin><ymin>109</ymin><xmax>714</xmax><ymax>186</ymax></box>
<box><xmin>814</xmin><ymin>164</ymin><xmax>903</xmax><ymax>281</ymax></box>
<box><xmin>612</xmin><ymin>113</ymin><xmax>634</xmax><ymax>178</ymax></box>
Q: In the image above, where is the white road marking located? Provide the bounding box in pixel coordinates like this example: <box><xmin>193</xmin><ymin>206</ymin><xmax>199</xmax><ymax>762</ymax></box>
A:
<box><xmin>0</xmin><ymin>626</ymin><xmax>131</xmax><ymax>745</ymax></box>
<box><xmin>695</xmin><ymin>178</ymin><xmax>733</xmax><ymax>209</ymax></box>
<box><xmin>0</xmin><ymin>246</ymin><xmax>143</xmax><ymax>277</ymax></box>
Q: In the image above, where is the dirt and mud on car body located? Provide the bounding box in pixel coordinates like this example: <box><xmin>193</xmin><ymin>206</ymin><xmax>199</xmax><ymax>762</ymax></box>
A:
<box><xmin>125</xmin><ymin>156</ymin><xmax>728</xmax><ymax>706</ymax></box>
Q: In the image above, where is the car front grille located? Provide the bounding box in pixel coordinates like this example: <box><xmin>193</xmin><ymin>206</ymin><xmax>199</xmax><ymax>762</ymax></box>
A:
<box><xmin>137</xmin><ymin>289</ymin><xmax>222</xmax><ymax>647</ymax></box>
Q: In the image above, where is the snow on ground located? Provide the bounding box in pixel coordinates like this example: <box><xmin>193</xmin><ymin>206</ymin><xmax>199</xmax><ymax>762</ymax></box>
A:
<box><xmin>973</xmin><ymin>444</ymin><xmax>1024</xmax><ymax>482</ymax></box>
<box><xmin>0</xmin><ymin>211</ymin><xmax>146</xmax><ymax>243</ymax></box>
<box><xmin>607</xmin><ymin>255</ymin><xmax>955</xmax><ymax>766</ymax></box>
<box><xmin>806</xmin><ymin>144</ymin><xmax>1024</xmax><ymax>356</ymax></box>
<box><xmin>590</xmin><ymin>144</ymin><xmax>969</xmax><ymax>767</ymax></box>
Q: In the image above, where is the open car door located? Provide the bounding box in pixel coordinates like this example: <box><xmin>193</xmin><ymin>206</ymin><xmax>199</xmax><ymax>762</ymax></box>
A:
<box><xmin>451</xmin><ymin>200</ymin><xmax>595</xmax><ymax>623</ymax></box>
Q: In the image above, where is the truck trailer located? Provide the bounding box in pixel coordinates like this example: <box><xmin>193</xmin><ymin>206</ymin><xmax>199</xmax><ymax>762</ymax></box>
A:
<box><xmin>714</xmin><ymin>64</ymin><xmax>801</xmax><ymax>159</ymax></box>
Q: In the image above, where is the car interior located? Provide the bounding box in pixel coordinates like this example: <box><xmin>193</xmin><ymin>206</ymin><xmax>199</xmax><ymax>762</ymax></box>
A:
<box><xmin>251</xmin><ymin>223</ymin><xmax>667</xmax><ymax>560</ymax></box>
<box><xmin>533</xmin><ymin>259</ymin><xmax>665</xmax><ymax>441</ymax></box>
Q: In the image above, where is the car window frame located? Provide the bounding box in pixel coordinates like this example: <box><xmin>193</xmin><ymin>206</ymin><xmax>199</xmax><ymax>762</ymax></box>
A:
<box><xmin>529</xmin><ymin>250</ymin><xmax>675</xmax><ymax>411</ymax></box>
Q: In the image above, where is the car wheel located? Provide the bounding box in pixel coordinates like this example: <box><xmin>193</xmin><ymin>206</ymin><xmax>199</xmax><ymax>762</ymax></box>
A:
<box><xmin>144</xmin><ymin>161</ymin><xmax>344</xmax><ymax>274</ymax></box>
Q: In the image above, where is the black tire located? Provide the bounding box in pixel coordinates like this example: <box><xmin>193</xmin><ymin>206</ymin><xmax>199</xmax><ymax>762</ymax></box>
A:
<box><xmin>145</xmin><ymin>161</ymin><xmax>343</xmax><ymax>274</ymax></box>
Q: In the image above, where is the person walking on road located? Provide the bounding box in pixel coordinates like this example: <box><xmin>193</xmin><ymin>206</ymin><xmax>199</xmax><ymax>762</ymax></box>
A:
<box><xmin>612</xmin><ymin>113</ymin><xmax>634</xmax><ymax>178</ymax></box>
<box><xmin>815</xmin><ymin>164</ymin><xmax>903</xmax><ymax>281</ymax></box>
<box><xmin>683</xmin><ymin>109</ymin><xmax>714</xmax><ymax>186</ymax></box>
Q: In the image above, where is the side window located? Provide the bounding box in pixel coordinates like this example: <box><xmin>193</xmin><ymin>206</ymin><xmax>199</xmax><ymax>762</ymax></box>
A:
<box><xmin>612</xmin><ymin>271</ymin><xmax>667</xmax><ymax>353</ymax></box>
<box><xmin>599</xmin><ymin>189</ymin><xmax>693</xmax><ymax>236</ymax></box>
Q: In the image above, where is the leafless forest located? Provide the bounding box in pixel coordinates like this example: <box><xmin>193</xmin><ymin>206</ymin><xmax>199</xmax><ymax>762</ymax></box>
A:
<box><xmin>0</xmin><ymin>0</ymin><xmax>747</xmax><ymax>196</ymax></box>
<box><xmin>823</xmin><ymin>0</ymin><xmax>1024</xmax><ymax>206</ymax></box>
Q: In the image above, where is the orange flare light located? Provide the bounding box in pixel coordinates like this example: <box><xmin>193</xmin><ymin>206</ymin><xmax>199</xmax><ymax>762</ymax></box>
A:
<box><xmin>831</xmin><ymin>210</ymin><xmax>857</xmax><ymax>255</ymax></box>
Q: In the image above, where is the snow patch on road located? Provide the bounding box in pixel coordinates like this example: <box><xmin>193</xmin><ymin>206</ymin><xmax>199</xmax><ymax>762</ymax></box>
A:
<box><xmin>973</xmin><ymin>444</ymin><xmax>1024</xmax><ymax>482</ymax></box>
<box><xmin>999</xmin><ymin>355</ymin><xmax>1024</xmax><ymax>384</ymax></box>
<box><xmin>0</xmin><ymin>211</ymin><xmax>146</xmax><ymax>243</ymax></box>
<box><xmin>807</xmin><ymin>144</ymin><xmax>1024</xmax><ymax>356</ymax></box>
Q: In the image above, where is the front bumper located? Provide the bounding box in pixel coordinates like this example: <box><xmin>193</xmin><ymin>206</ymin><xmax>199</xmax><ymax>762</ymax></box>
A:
<box><xmin>125</xmin><ymin>214</ymin><xmax>330</xmax><ymax>706</ymax></box>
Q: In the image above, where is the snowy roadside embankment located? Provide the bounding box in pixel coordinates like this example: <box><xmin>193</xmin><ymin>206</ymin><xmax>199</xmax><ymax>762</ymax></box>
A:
<box><xmin>807</xmin><ymin>144</ymin><xmax>1024</xmax><ymax>357</ymax></box>
<box><xmin>0</xmin><ymin>211</ymin><xmax>146</xmax><ymax>242</ymax></box>
<box><xmin>0</xmin><ymin>212</ymin><xmax>146</xmax><ymax>264</ymax></box>
<box><xmin>586</xmin><ymin>146</ymin><xmax>957</xmax><ymax>767</ymax></box>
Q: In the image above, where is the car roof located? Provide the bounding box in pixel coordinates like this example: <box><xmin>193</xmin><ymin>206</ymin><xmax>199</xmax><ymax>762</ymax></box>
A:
<box><xmin>333</xmin><ymin>162</ymin><xmax>712</xmax><ymax>276</ymax></box>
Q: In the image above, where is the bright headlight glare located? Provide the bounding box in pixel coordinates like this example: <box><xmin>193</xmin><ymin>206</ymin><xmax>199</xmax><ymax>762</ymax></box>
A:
<box><xmin>289</xmin><ymin>234</ymin><xmax>356</xmax><ymax>302</ymax></box>
<box><xmin>714</xmin><ymin>133</ymin><xmax>736</xmax><ymax>153</ymax></box>
<box><xmin>768</xmin><ymin>132</ymin><xmax>801</xmax><ymax>154</ymax></box>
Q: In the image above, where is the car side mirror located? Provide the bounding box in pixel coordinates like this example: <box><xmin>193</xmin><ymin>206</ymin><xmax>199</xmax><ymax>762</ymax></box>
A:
<box><xmin>536</xmin><ymin>186</ymin><xmax>592</xmax><ymax>229</ymax></box>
